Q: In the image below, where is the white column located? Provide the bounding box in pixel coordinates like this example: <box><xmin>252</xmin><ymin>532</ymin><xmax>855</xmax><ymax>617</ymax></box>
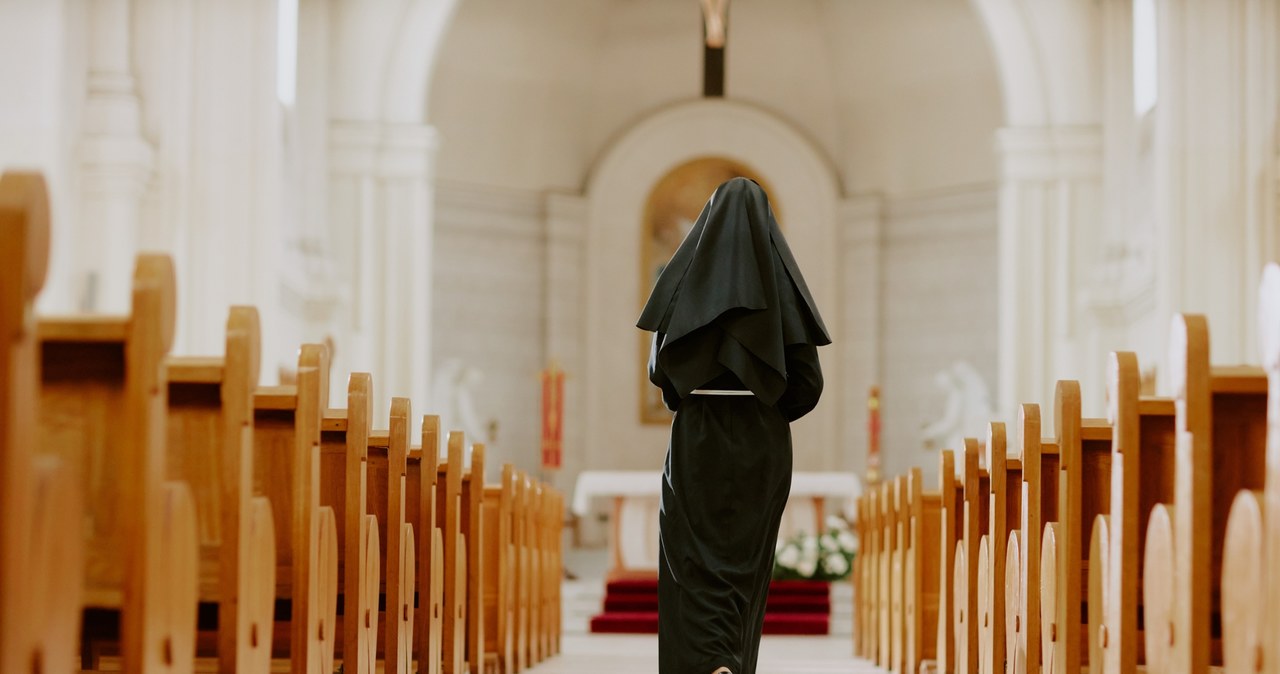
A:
<box><xmin>996</xmin><ymin>126</ymin><xmax>1103</xmax><ymax>417</ymax></box>
<box><xmin>840</xmin><ymin>196</ymin><xmax>882</xmax><ymax>477</ymax></box>
<box><xmin>544</xmin><ymin>192</ymin><xmax>588</xmax><ymax>492</ymax></box>
<box><xmin>329</xmin><ymin>120</ymin><xmax>437</xmax><ymax>430</ymax></box>
<box><xmin>79</xmin><ymin>0</ymin><xmax>153</xmax><ymax>313</ymax></box>
<box><xmin>378</xmin><ymin>122</ymin><xmax>437</xmax><ymax>430</ymax></box>
<box><xmin>1154</xmin><ymin>0</ymin><xmax>1280</xmax><ymax>367</ymax></box>
<box><xmin>328</xmin><ymin>120</ymin><xmax>379</xmax><ymax>402</ymax></box>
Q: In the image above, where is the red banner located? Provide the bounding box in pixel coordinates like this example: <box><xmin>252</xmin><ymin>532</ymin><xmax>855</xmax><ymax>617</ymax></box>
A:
<box><xmin>867</xmin><ymin>385</ymin><xmax>882</xmax><ymax>485</ymax></box>
<box><xmin>540</xmin><ymin>363</ymin><xmax>564</xmax><ymax>471</ymax></box>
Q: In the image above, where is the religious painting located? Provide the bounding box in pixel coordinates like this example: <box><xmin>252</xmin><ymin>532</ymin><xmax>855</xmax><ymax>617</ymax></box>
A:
<box><xmin>638</xmin><ymin>156</ymin><xmax>778</xmax><ymax>424</ymax></box>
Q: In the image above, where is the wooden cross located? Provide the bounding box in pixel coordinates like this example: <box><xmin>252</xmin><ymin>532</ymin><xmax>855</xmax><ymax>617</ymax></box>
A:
<box><xmin>701</xmin><ymin>0</ymin><xmax>729</xmax><ymax>97</ymax></box>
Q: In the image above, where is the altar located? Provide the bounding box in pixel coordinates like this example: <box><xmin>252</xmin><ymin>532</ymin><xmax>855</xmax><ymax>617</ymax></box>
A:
<box><xmin>572</xmin><ymin>470</ymin><xmax>862</xmax><ymax>579</ymax></box>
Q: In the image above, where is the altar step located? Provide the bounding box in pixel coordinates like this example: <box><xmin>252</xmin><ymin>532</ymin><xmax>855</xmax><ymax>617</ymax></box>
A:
<box><xmin>589</xmin><ymin>577</ymin><xmax>833</xmax><ymax>635</ymax></box>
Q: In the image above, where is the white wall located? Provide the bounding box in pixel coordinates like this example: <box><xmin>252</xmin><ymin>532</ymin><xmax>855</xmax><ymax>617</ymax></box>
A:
<box><xmin>433</xmin><ymin>181</ymin><xmax>548</xmax><ymax>480</ymax></box>
<box><xmin>430</xmin><ymin>0</ymin><xmax>1001</xmax><ymax>194</ymax></box>
<box><xmin>0</xmin><ymin>0</ymin><xmax>86</xmax><ymax>314</ymax></box>
<box><xmin>878</xmin><ymin>188</ymin><xmax>999</xmax><ymax>484</ymax></box>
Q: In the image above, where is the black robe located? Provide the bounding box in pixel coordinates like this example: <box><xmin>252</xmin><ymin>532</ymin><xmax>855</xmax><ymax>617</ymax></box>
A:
<box><xmin>638</xmin><ymin>178</ymin><xmax>829</xmax><ymax>674</ymax></box>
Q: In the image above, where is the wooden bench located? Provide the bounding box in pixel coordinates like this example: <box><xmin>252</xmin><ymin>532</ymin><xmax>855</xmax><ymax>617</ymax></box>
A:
<box><xmin>854</xmin><ymin>493</ymin><xmax>869</xmax><ymax>658</ymax></box>
<box><xmin>1143</xmin><ymin>315</ymin><xmax>1267</xmax><ymax>674</ymax></box>
<box><xmin>877</xmin><ymin>479</ymin><xmax>894</xmax><ymax>671</ymax></box>
<box><xmin>0</xmin><ymin>171</ymin><xmax>83</xmax><ymax>674</ymax></box>
<box><xmin>953</xmin><ymin>438</ymin><xmax>989</xmax><ymax>674</ymax></box>
<box><xmin>516</xmin><ymin>471</ymin><xmax>538</xmax><ymax>671</ymax></box>
<box><xmin>1038</xmin><ymin>381</ymin><xmax>1111</xmax><ymax>674</ymax></box>
<box><xmin>1220</xmin><ymin>262</ymin><xmax>1280</xmax><ymax>674</ymax></box>
<box><xmin>406</xmin><ymin>415</ymin><xmax>445</xmax><ymax>674</ymax></box>
<box><xmin>858</xmin><ymin>486</ymin><xmax>881</xmax><ymax>663</ymax></box>
<box><xmin>936</xmin><ymin>449</ymin><xmax>963</xmax><ymax>674</ymax></box>
<box><xmin>878</xmin><ymin>479</ymin><xmax>899</xmax><ymax>671</ymax></box>
<box><xmin>904</xmin><ymin>467</ymin><xmax>942</xmax><ymax>674</ymax></box>
<box><xmin>462</xmin><ymin>444</ymin><xmax>488</xmax><ymax>674</ymax></box>
<box><xmin>977</xmin><ymin>423</ymin><xmax>1020</xmax><ymax>674</ymax></box>
<box><xmin>482</xmin><ymin>464</ymin><xmax>516</xmax><ymax>674</ymax></box>
<box><xmin>39</xmin><ymin>253</ymin><xmax>200</xmax><ymax>671</ymax></box>
<box><xmin>549</xmin><ymin>486</ymin><xmax>564</xmax><ymax>657</ymax></box>
<box><xmin>1008</xmin><ymin>403</ymin><xmax>1060</xmax><ymax>674</ymax></box>
<box><xmin>164</xmin><ymin>306</ymin><xmax>276</xmax><ymax>672</ymax></box>
<box><xmin>1094</xmin><ymin>351</ymin><xmax>1176</xmax><ymax>674</ymax></box>
<box><xmin>253</xmin><ymin>343</ymin><xmax>340</xmax><ymax>672</ymax></box>
<box><xmin>319</xmin><ymin>373</ymin><xmax>382</xmax><ymax>673</ymax></box>
<box><xmin>367</xmin><ymin>397</ymin><xmax>417</xmax><ymax>674</ymax></box>
<box><xmin>437</xmin><ymin>431</ymin><xmax>470</xmax><ymax>674</ymax></box>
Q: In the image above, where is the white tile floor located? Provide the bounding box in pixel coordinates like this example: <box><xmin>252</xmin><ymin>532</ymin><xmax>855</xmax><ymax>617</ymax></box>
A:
<box><xmin>522</xmin><ymin>634</ymin><xmax>880</xmax><ymax>674</ymax></box>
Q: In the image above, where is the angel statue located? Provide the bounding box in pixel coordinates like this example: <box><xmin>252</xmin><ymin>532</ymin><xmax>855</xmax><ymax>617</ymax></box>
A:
<box><xmin>431</xmin><ymin>359</ymin><xmax>494</xmax><ymax>462</ymax></box>
<box><xmin>919</xmin><ymin>360</ymin><xmax>995</xmax><ymax>452</ymax></box>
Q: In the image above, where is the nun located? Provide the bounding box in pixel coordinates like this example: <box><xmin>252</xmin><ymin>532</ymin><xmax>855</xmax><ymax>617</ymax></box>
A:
<box><xmin>638</xmin><ymin>177</ymin><xmax>830</xmax><ymax>674</ymax></box>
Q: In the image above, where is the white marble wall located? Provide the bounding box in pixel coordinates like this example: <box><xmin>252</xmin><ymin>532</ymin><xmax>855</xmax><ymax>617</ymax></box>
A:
<box><xmin>878</xmin><ymin>188</ymin><xmax>999</xmax><ymax>484</ymax></box>
<box><xmin>433</xmin><ymin>182</ymin><xmax>550</xmax><ymax>482</ymax></box>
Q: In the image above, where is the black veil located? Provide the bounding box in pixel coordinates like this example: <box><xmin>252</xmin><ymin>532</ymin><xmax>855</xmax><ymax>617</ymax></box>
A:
<box><xmin>637</xmin><ymin>177</ymin><xmax>830</xmax><ymax>405</ymax></box>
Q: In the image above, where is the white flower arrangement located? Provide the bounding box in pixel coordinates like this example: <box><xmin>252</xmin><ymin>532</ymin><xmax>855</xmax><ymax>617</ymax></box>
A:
<box><xmin>772</xmin><ymin>514</ymin><xmax>858</xmax><ymax>581</ymax></box>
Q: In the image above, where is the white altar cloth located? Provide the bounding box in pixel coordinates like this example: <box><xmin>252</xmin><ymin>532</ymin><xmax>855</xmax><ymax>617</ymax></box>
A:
<box><xmin>571</xmin><ymin>470</ymin><xmax>862</xmax><ymax>575</ymax></box>
<box><xmin>572</xmin><ymin>470</ymin><xmax>862</xmax><ymax>518</ymax></box>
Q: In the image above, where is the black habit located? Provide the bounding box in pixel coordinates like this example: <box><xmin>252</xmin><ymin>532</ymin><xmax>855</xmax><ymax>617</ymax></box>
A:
<box><xmin>638</xmin><ymin>178</ymin><xmax>829</xmax><ymax>674</ymax></box>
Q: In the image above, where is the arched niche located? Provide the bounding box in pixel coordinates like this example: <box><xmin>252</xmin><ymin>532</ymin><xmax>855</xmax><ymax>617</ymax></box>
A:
<box><xmin>583</xmin><ymin>98</ymin><xmax>842</xmax><ymax>472</ymax></box>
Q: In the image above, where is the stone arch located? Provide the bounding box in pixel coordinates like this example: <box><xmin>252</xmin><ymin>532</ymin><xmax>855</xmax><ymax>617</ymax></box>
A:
<box><xmin>582</xmin><ymin>98</ymin><xmax>843</xmax><ymax>471</ymax></box>
<box><xmin>969</xmin><ymin>0</ymin><xmax>1101</xmax><ymax>127</ymax></box>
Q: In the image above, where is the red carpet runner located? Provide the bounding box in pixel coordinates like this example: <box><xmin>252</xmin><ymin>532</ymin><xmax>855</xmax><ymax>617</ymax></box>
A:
<box><xmin>589</xmin><ymin>577</ymin><xmax>831</xmax><ymax>635</ymax></box>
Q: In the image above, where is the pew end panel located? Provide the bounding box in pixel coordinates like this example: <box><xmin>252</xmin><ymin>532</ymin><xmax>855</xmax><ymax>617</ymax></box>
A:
<box><xmin>39</xmin><ymin>253</ymin><xmax>201</xmax><ymax>671</ymax></box>
<box><xmin>1162</xmin><ymin>314</ymin><xmax>1266</xmax><ymax>673</ymax></box>
<box><xmin>1104</xmin><ymin>351</ymin><xmax>1177</xmax><ymax>674</ymax></box>
<box><xmin>164</xmin><ymin>304</ymin><xmax>275</xmax><ymax>673</ymax></box>
<box><xmin>0</xmin><ymin>170</ymin><xmax>84</xmax><ymax>674</ymax></box>
<box><xmin>906</xmin><ymin>467</ymin><xmax>942</xmax><ymax>674</ymax></box>
<box><xmin>251</xmin><ymin>342</ymin><xmax>336</xmax><ymax>672</ymax></box>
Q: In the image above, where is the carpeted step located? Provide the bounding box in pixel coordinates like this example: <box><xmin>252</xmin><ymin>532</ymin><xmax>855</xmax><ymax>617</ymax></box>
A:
<box><xmin>604</xmin><ymin>578</ymin><xmax>831</xmax><ymax>596</ymax></box>
<box><xmin>588</xmin><ymin>611</ymin><xmax>830</xmax><ymax>636</ymax></box>
<box><xmin>603</xmin><ymin>593</ymin><xmax>831</xmax><ymax>614</ymax></box>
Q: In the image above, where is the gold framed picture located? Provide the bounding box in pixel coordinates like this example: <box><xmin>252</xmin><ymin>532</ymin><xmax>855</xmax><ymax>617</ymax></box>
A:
<box><xmin>638</xmin><ymin>156</ymin><xmax>778</xmax><ymax>424</ymax></box>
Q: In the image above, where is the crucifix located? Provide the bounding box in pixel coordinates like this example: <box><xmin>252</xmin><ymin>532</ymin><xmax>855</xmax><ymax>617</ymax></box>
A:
<box><xmin>701</xmin><ymin>0</ymin><xmax>729</xmax><ymax>97</ymax></box>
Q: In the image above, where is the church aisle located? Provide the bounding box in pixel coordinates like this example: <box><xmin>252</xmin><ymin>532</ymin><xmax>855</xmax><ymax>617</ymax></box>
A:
<box><xmin>523</xmin><ymin>634</ymin><xmax>881</xmax><ymax>674</ymax></box>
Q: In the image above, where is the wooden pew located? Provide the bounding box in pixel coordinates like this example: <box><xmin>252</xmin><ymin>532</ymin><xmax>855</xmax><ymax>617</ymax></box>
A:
<box><xmin>904</xmin><ymin>467</ymin><xmax>942</xmax><ymax>674</ymax></box>
<box><xmin>936</xmin><ymin>449</ymin><xmax>963</xmax><ymax>674</ymax></box>
<box><xmin>953</xmin><ymin>438</ymin><xmax>988</xmax><ymax>674</ymax></box>
<box><xmin>253</xmin><ymin>343</ymin><xmax>340</xmax><ymax>672</ymax></box>
<box><xmin>977</xmin><ymin>423</ymin><xmax>1020</xmax><ymax>674</ymax></box>
<box><xmin>1220</xmin><ymin>263</ymin><xmax>1280</xmax><ymax>674</ymax></box>
<box><xmin>526</xmin><ymin>473</ymin><xmax>545</xmax><ymax>668</ymax></box>
<box><xmin>1095</xmin><ymin>352</ymin><xmax>1176</xmax><ymax>674</ymax></box>
<box><xmin>880</xmin><ymin>479</ymin><xmax>900</xmax><ymax>671</ymax></box>
<box><xmin>164</xmin><ymin>306</ymin><xmax>276</xmax><ymax>672</ymax></box>
<box><xmin>1143</xmin><ymin>315</ymin><xmax>1266</xmax><ymax>674</ymax></box>
<box><xmin>462</xmin><ymin>444</ymin><xmax>488</xmax><ymax>674</ymax></box>
<box><xmin>38</xmin><ymin>254</ymin><xmax>200</xmax><ymax>671</ymax></box>
<box><xmin>1009</xmin><ymin>404</ymin><xmax>1059</xmax><ymax>674</ymax></box>
<box><xmin>367</xmin><ymin>397</ymin><xmax>417</xmax><ymax>674</ymax></box>
<box><xmin>482</xmin><ymin>464</ymin><xmax>516</xmax><ymax>674</ymax></box>
<box><xmin>892</xmin><ymin>476</ymin><xmax>910</xmax><ymax>674</ymax></box>
<box><xmin>406</xmin><ymin>416</ymin><xmax>445</xmax><ymax>674</ymax></box>
<box><xmin>0</xmin><ymin>171</ymin><xmax>83</xmax><ymax>674</ymax></box>
<box><xmin>854</xmin><ymin>493</ymin><xmax>868</xmax><ymax>658</ymax></box>
<box><xmin>862</xmin><ymin>487</ymin><xmax>881</xmax><ymax>664</ymax></box>
<box><xmin>514</xmin><ymin>472</ymin><xmax>531</xmax><ymax>671</ymax></box>
<box><xmin>1038</xmin><ymin>381</ymin><xmax>1112</xmax><ymax>674</ymax></box>
<box><xmin>550</xmin><ymin>487</ymin><xmax>564</xmax><ymax>656</ymax></box>
<box><xmin>438</xmin><ymin>432</ymin><xmax>469</xmax><ymax>674</ymax></box>
<box><xmin>319</xmin><ymin>373</ymin><xmax>381</xmax><ymax>673</ymax></box>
